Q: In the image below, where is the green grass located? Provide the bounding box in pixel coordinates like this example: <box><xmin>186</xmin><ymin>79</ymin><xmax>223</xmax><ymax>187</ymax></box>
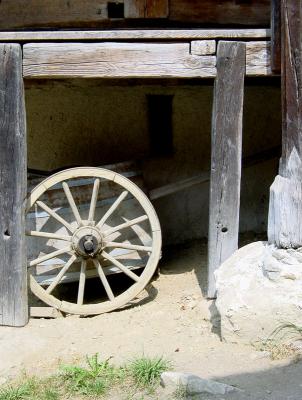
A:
<box><xmin>0</xmin><ymin>354</ymin><xmax>171</xmax><ymax>400</ymax></box>
<box><xmin>127</xmin><ymin>356</ymin><xmax>171</xmax><ymax>388</ymax></box>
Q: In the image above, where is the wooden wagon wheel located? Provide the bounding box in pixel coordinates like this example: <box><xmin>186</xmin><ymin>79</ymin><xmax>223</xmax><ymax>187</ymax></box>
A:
<box><xmin>26</xmin><ymin>167</ymin><xmax>161</xmax><ymax>315</ymax></box>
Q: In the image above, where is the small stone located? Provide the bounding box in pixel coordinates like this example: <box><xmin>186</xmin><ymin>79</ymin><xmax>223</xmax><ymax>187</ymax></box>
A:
<box><xmin>250</xmin><ymin>351</ymin><xmax>271</xmax><ymax>360</ymax></box>
<box><xmin>0</xmin><ymin>377</ymin><xmax>7</xmax><ymax>386</ymax></box>
<box><xmin>160</xmin><ymin>371</ymin><xmax>238</xmax><ymax>395</ymax></box>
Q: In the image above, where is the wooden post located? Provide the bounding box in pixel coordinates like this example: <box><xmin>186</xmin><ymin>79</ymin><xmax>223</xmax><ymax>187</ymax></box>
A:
<box><xmin>271</xmin><ymin>0</ymin><xmax>281</xmax><ymax>73</ymax></box>
<box><xmin>268</xmin><ymin>0</ymin><xmax>302</xmax><ymax>248</ymax></box>
<box><xmin>0</xmin><ymin>44</ymin><xmax>28</xmax><ymax>326</ymax></box>
<box><xmin>207</xmin><ymin>41</ymin><xmax>246</xmax><ymax>298</ymax></box>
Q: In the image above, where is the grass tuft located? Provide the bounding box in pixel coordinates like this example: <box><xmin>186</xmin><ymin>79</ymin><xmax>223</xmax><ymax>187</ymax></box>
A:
<box><xmin>0</xmin><ymin>354</ymin><xmax>172</xmax><ymax>400</ymax></box>
<box><xmin>128</xmin><ymin>356</ymin><xmax>170</xmax><ymax>389</ymax></box>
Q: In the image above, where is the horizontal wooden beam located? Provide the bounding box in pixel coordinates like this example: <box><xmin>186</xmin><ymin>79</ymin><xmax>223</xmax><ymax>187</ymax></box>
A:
<box><xmin>0</xmin><ymin>0</ymin><xmax>121</xmax><ymax>29</ymax></box>
<box><xmin>23</xmin><ymin>41</ymin><xmax>273</xmax><ymax>79</ymax></box>
<box><xmin>169</xmin><ymin>0</ymin><xmax>270</xmax><ymax>26</ymax></box>
<box><xmin>246</xmin><ymin>41</ymin><xmax>272</xmax><ymax>75</ymax></box>
<box><xmin>0</xmin><ymin>0</ymin><xmax>270</xmax><ymax>29</ymax></box>
<box><xmin>0</xmin><ymin>29</ymin><xmax>270</xmax><ymax>42</ymax></box>
<box><xmin>23</xmin><ymin>42</ymin><xmax>216</xmax><ymax>79</ymax></box>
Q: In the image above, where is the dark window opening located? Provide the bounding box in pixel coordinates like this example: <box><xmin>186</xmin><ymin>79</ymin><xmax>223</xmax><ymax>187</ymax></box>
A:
<box><xmin>147</xmin><ymin>95</ymin><xmax>174</xmax><ymax>157</ymax></box>
<box><xmin>107</xmin><ymin>2</ymin><xmax>124</xmax><ymax>19</ymax></box>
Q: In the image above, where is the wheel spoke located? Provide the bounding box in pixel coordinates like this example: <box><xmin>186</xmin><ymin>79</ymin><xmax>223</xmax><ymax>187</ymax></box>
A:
<box><xmin>103</xmin><ymin>215</ymin><xmax>148</xmax><ymax>237</ymax></box>
<box><xmin>36</xmin><ymin>200</ymin><xmax>75</xmax><ymax>233</ymax></box>
<box><xmin>62</xmin><ymin>181</ymin><xmax>83</xmax><ymax>226</ymax></box>
<box><xmin>93</xmin><ymin>259</ymin><xmax>115</xmax><ymax>301</ymax></box>
<box><xmin>105</xmin><ymin>241</ymin><xmax>152</xmax><ymax>252</ymax></box>
<box><xmin>96</xmin><ymin>191</ymin><xmax>128</xmax><ymax>228</ymax></box>
<box><xmin>88</xmin><ymin>178</ymin><xmax>100</xmax><ymax>222</ymax></box>
<box><xmin>26</xmin><ymin>230</ymin><xmax>71</xmax><ymax>242</ymax></box>
<box><xmin>77</xmin><ymin>259</ymin><xmax>87</xmax><ymax>305</ymax></box>
<box><xmin>29</xmin><ymin>246</ymin><xmax>71</xmax><ymax>267</ymax></box>
<box><xmin>46</xmin><ymin>254</ymin><xmax>77</xmax><ymax>294</ymax></box>
<box><xmin>102</xmin><ymin>251</ymin><xmax>140</xmax><ymax>282</ymax></box>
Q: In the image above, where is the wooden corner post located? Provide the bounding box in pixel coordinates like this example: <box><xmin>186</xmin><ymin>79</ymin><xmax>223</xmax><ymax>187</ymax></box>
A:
<box><xmin>268</xmin><ymin>0</ymin><xmax>302</xmax><ymax>248</ymax></box>
<box><xmin>0</xmin><ymin>44</ymin><xmax>28</xmax><ymax>326</ymax></box>
<box><xmin>207</xmin><ymin>41</ymin><xmax>246</xmax><ymax>298</ymax></box>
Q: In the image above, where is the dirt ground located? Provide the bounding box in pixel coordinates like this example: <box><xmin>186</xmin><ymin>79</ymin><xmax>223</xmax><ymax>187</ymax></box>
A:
<box><xmin>1</xmin><ymin>239</ymin><xmax>302</xmax><ymax>399</ymax></box>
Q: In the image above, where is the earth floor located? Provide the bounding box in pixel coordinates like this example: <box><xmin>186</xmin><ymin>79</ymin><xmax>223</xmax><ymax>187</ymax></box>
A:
<box><xmin>1</xmin><ymin>239</ymin><xmax>302</xmax><ymax>399</ymax></box>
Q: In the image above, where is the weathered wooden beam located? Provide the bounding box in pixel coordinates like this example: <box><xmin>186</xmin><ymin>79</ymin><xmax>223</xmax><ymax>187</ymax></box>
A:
<box><xmin>145</xmin><ymin>0</ymin><xmax>169</xmax><ymax>18</ymax></box>
<box><xmin>191</xmin><ymin>41</ymin><xmax>216</xmax><ymax>56</ymax></box>
<box><xmin>268</xmin><ymin>0</ymin><xmax>302</xmax><ymax>248</ymax></box>
<box><xmin>246</xmin><ymin>41</ymin><xmax>272</xmax><ymax>76</ymax></box>
<box><xmin>22</xmin><ymin>41</ymin><xmax>272</xmax><ymax>79</ymax></box>
<box><xmin>124</xmin><ymin>0</ymin><xmax>145</xmax><ymax>18</ymax></box>
<box><xmin>0</xmin><ymin>44</ymin><xmax>28</xmax><ymax>326</ymax></box>
<box><xmin>0</xmin><ymin>0</ymin><xmax>123</xmax><ymax>29</ymax></box>
<box><xmin>0</xmin><ymin>29</ymin><xmax>270</xmax><ymax>42</ymax></box>
<box><xmin>0</xmin><ymin>0</ymin><xmax>270</xmax><ymax>28</ymax></box>
<box><xmin>169</xmin><ymin>0</ymin><xmax>270</xmax><ymax>26</ymax></box>
<box><xmin>271</xmin><ymin>0</ymin><xmax>281</xmax><ymax>73</ymax></box>
<box><xmin>207</xmin><ymin>41</ymin><xmax>245</xmax><ymax>299</ymax></box>
<box><xmin>23</xmin><ymin>43</ymin><xmax>216</xmax><ymax>79</ymax></box>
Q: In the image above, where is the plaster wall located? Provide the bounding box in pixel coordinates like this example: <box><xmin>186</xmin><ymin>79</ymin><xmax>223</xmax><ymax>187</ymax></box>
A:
<box><xmin>25</xmin><ymin>80</ymin><xmax>281</xmax><ymax>245</ymax></box>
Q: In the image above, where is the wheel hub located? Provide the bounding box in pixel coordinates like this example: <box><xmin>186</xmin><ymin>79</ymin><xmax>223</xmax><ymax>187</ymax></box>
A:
<box><xmin>72</xmin><ymin>226</ymin><xmax>103</xmax><ymax>258</ymax></box>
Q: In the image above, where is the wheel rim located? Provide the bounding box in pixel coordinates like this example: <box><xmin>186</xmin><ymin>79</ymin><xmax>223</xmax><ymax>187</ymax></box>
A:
<box><xmin>26</xmin><ymin>167</ymin><xmax>161</xmax><ymax>315</ymax></box>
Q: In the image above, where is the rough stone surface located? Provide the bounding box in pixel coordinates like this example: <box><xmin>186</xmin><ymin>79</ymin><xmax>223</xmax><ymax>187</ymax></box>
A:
<box><xmin>160</xmin><ymin>371</ymin><xmax>237</xmax><ymax>395</ymax></box>
<box><xmin>215</xmin><ymin>241</ymin><xmax>302</xmax><ymax>344</ymax></box>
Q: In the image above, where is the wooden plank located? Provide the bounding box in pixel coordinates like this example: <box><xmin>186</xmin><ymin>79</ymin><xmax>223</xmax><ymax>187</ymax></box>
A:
<box><xmin>0</xmin><ymin>29</ymin><xmax>270</xmax><ymax>42</ymax></box>
<box><xmin>0</xmin><ymin>0</ymin><xmax>270</xmax><ymax>28</ymax></box>
<box><xmin>22</xmin><ymin>41</ymin><xmax>272</xmax><ymax>79</ymax></box>
<box><xmin>246</xmin><ymin>41</ymin><xmax>272</xmax><ymax>75</ymax></box>
<box><xmin>145</xmin><ymin>0</ymin><xmax>169</xmax><ymax>18</ymax></box>
<box><xmin>271</xmin><ymin>0</ymin><xmax>281</xmax><ymax>73</ymax></box>
<box><xmin>191</xmin><ymin>41</ymin><xmax>216</xmax><ymax>56</ymax></box>
<box><xmin>169</xmin><ymin>0</ymin><xmax>270</xmax><ymax>26</ymax></box>
<box><xmin>207</xmin><ymin>41</ymin><xmax>245</xmax><ymax>298</ymax></box>
<box><xmin>124</xmin><ymin>0</ymin><xmax>145</xmax><ymax>18</ymax></box>
<box><xmin>0</xmin><ymin>44</ymin><xmax>28</xmax><ymax>326</ymax></box>
<box><xmin>268</xmin><ymin>0</ymin><xmax>302</xmax><ymax>248</ymax></box>
<box><xmin>23</xmin><ymin>43</ymin><xmax>216</xmax><ymax>79</ymax></box>
<box><xmin>0</xmin><ymin>0</ymin><xmax>122</xmax><ymax>29</ymax></box>
<box><xmin>30</xmin><ymin>307</ymin><xmax>63</xmax><ymax>318</ymax></box>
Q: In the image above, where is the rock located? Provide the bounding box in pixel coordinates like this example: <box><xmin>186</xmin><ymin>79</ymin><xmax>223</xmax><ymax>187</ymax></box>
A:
<box><xmin>215</xmin><ymin>241</ymin><xmax>302</xmax><ymax>344</ymax></box>
<box><xmin>250</xmin><ymin>351</ymin><xmax>271</xmax><ymax>360</ymax></box>
<box><xmin>160</xmin><ymin>371</ymin><xmax>237</xmax><ymax>395</ymax></box>
<box><xmin>0</xmin><ymin>377</ymin><xmax>7</xmax><ymax>386</ymax></box>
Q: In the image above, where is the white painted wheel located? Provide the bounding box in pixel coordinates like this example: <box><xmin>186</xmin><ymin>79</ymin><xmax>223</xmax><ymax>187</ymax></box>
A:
<box><xmin>26</xmin><ymin>167</ymin><xmax>161</xmax><ymax>315</ymax></box>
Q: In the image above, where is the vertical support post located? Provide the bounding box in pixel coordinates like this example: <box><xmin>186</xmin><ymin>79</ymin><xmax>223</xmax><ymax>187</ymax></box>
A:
<box><xmin>0</xmin><ymin>44</ymin><xmax>28</xmax><ymax>326</ymax></box>
<box><xmin>207</xmin><ymin>41</ymin><xmax>246</xmax><ymax>298</ymax></box>
<box><xmin>268</xmin><ymin>0</ymin><xmax>302</xmax><ymax>248</ymax></box>
<box><xmin>271</xmin><ymin>0</ymin><xmax>281</xmax><ymax>74</ymax></box>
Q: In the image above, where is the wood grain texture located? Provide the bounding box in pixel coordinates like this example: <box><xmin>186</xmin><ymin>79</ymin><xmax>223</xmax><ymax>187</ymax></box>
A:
<box><xmin>23</xmin><ymin>41</ymin><xmax>272</xmax><ymax>78</ymax></box>
<box><xmin>0</xmin><ymin>44</ymin><xmax>28</xmax><ymax>327</ymax></box>
<box><xmin>0</xmin><ymin>29</ymin><xmax>270</xmax><ymax>42</ymax></box>
<box><xmin>268</xmin><ymin>0</ymin><xmax>302</xmax><ymax>248</ymax></box>
<box><xmin>124</xmin><ymin>0</ymin><xmax>145</xmax><ymax>18</ymax></box>
<box><xmin>0</xmin><ymin>0</ymin><xmax>270</xmax><ymax>28</ymax></box>
<box><xmin>169</xmin><ymin>0</ymin><xmax>270</xmax><ymax>26</ymax></box>
<box><xmin>207</xmin><ymin>41</ymin><xmax>245</xmax><ymax>299</ymax></box>
<box><xmin>0</xmin><ymin>0</ymin><xmax>122</xmax><ymax>29</ymax></box>
<box><xmin>23</xmin><ymin>43</ymin><xmax>217</xmax><ymax>79</ymax></box>
<box><xmin>271</xmin><ymin>0</ymin><xmax>281</xmax><ymax>73</ymax></box>
<box><xmin>280</xmin><ymin>0</ymin><xmax>302</xmax><ymax>171</ymax></box>
<box><xmin>246</xmin><ymin>41</ymin><xmax>272</xmax><ymax>75</ymax></box>
<box><xmin>268</xmin><ymin>149</ymin><xmax>302</xmax><ymax>248</ymax></box>
<box><xmin>191</xmin><ymin>41</ymin><xmax>216</xmax><ymax>56</ymax></box>
<box><xmin>145</xmin><ymin>0</ymin><xmax>169</xmax><ymax>18</ymax></box>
